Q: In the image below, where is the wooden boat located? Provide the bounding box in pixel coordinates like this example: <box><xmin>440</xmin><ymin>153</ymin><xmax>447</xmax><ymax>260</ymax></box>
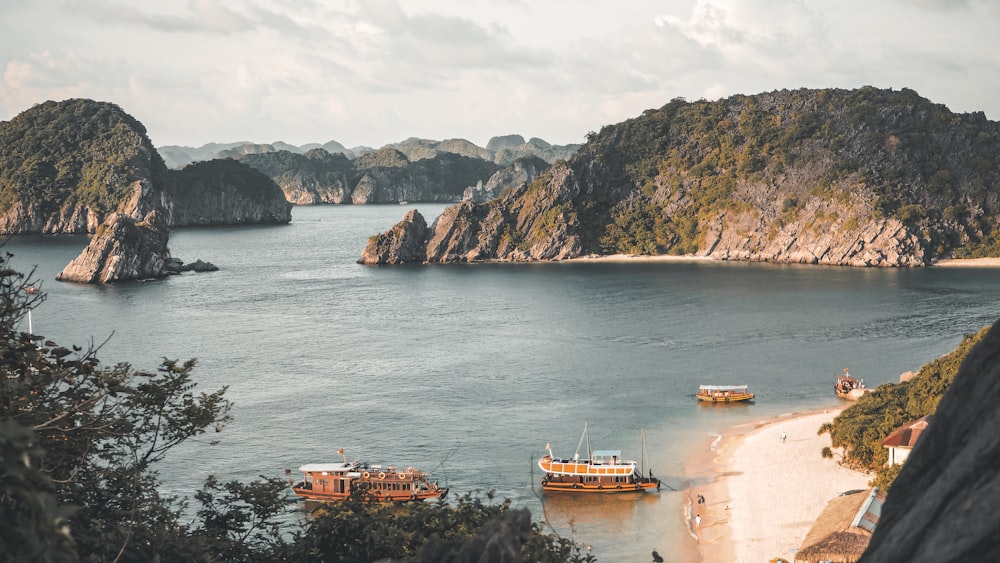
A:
<box><xmin>835</xmin><ymin>368</ymin><xmax>869</xmax><ymax>400</ymax></box>
<box><xmin>696</xmin><ymin>384</ymin><xmax>755</xmax><ymax>403</ymax></box>
<box><xmin>537</xmin><ymin>424</ymin><xmax>660</xmax><ymax>494</ymax></box>
<box><xmin>290</xmin><ymin>449</ymin><xmax>447</xmax><ymax>502</ymax></box>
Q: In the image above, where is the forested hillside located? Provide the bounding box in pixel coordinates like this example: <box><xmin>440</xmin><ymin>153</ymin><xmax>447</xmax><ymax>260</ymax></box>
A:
<box><xmin>364</xmin><ymin>87</ymin><xmax>1000</xmax><ymax>266</ymax></box>
<box><xmin>0</xmin><ymin>99</ymin><xmax>290</xmax><ymax>233</ymax></box>
<box><xmin>0</xmin><ymin>99</ymin><xmax>167</xmax><ymax>233</ymax></box>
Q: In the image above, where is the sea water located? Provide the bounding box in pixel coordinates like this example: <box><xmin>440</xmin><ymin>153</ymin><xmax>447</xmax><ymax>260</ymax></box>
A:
<box><xmin>9</xmin><ymin>204</ymin><xmax>1000</xmax><ymax>562</ymax></box>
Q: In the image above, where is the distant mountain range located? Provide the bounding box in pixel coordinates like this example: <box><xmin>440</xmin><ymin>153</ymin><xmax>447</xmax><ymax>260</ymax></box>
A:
<box><xmin>157</xmin><ymin>135</ymin><xmax>581</xmax><ymax>169</ymax></box>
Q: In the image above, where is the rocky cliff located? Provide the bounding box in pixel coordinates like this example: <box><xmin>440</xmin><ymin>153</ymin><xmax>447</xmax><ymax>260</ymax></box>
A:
<box><xmin>362</xmin><ymin>87</ymin><xmax>1000</xmax><ymax>267</ymax></box>
<box><xmin>358</xmin><ymin>209</ymin><xmax>429</xmax><ymax>264</ymax></box>
<box><xmin>463</xmin><ymin>156</ymin><xmax>549</xmax><ymax>204</ymax></box>
<box><xmin>237</xmin><ymin>148</ymin><xmax>500</xmax><ymax>205</ymax></box>
<box><xmin>0</xmin><ymin>99</ymin><xmax>292</xmax><ymax>234</ymax></box>
<box><xmin>56</xmin><ymin>211</ymin><xmax>172</xmax><ymax>283</ymax></box>
<box><xmin>858</xmin><ymin>319</ymin><xmax>1000</xmax><ymax>562</ymax></box>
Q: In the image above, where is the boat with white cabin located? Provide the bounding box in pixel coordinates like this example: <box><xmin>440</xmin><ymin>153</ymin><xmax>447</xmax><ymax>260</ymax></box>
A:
<box><xmin>537</xmin><ymin>424</ymin><xmax>660</xmax><ymax>494</ymax></box>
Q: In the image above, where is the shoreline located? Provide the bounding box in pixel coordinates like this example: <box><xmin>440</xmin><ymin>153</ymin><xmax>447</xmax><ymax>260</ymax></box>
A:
<box><xmin>563</xmin><ymin>253</ymin><xmax>1000</xmax><ymax>268</ymax></box>
<box><xmin>682</xmin><ymin>407</ymin><xmax>871</xmax><ymax>563</ymax></box>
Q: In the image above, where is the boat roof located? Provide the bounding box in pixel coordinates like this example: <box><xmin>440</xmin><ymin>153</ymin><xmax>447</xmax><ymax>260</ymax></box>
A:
<box><xmin>699</xmin><ymin>384</ymin><xmax>750</xmax><ymax>390</ymax></box>
<box><xmin>592</xmin><ymin>449</ymin><xmax>623</xmax><ymax>458</ymax></box>
<box><xmin>299</xmin><ymin>462</ymin><xmax>356</xmax><ymax>473</ymax></box>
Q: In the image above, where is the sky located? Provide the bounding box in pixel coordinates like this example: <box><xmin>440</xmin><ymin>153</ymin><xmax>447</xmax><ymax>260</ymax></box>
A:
<box><xmin>2</xmin><ymin>0</ymin><xmax>999</xmax><ymax>150</ymax></box>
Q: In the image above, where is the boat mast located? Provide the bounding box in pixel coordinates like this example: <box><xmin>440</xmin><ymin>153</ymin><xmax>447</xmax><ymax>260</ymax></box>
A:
<box><xmin>574</xmin><ymin>422</ymin><xmax>590</xmax><ymax>461</ymax></box>
<box><xmin>640</xmin><ymin>429</ymin><xmax>649</xmax><ymax>476</ymax></box>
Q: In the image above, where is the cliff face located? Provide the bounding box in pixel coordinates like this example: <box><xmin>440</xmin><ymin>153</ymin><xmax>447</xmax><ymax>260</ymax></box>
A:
<box><xmin>56</xmin><ymin>211</ymin><xmax>171</xmax><ymax>283</ymax></box>
<box><xmin>858</xmin><ymin>320</ymin><xmax>1000</xmax><ymax>562</ymax></box>
<box><xmin>0</xmin><ymin>99</ymin><xmax>292</xmax><ymax>234</ymax></box>
<box><xmin>362</xmin><ymin>87</ymin><xmax>1000</xmax><ymax>266</ymax></box>
<box><xmin>463</xmin><ymin>156</ymin><xmax>549</xmax><ymax>204</ymax></box>
<box><xmin>238</xmin><ymin>148</ymin><xmax>500</xmax><ymax>205</ymax></box>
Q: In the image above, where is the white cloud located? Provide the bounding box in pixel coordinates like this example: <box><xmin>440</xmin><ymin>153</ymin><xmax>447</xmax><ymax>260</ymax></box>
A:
<box><xmin>1</xmin><ymin>0</ymin><xmax>999</xmax><ymax>147</ymax></box>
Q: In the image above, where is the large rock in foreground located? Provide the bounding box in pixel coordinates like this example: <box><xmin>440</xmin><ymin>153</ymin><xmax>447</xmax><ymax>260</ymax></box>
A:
<box><xmin>858</xmin><ymin>320</ymin><xmax>1000</xmax><ymax>562</ymax></box>
<box><xmin>358</xmin><ymin>209</ymin><xmax>429</xmax><ymax>264</ymax></box>
<box><xmin>56</xmin><ymin>211</ymin><xmax>172</xmax><ymax>283</ymax></box>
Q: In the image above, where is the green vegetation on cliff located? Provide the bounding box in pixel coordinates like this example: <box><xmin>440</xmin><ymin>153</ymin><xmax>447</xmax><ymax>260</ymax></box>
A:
<box><xmin>556</xmin><ymin>87</ymin><xmax>1000</xmax><ymax>259</ymax></box>
<box><xmin>0</xmin><ymin>99</ymin><xmax>167</xmax><ymax>218</ymax></box>
<box><xmin>820</xmin><ymin>325</ymin><xmax>990</xmax><ymax>491</ymax></box>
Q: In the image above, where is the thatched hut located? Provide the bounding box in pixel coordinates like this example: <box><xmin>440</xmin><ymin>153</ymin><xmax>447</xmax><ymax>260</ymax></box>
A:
<box><xmin>795</xmin><ymin>488</ymin><xmax>886</xmax><ymax>563</ymax></box>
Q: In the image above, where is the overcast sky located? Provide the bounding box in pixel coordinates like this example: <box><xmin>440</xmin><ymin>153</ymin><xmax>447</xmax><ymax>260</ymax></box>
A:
<box><xmin>2</xmin><ymin>0</ymin><xmax>998</xmax><ymax>149</ymax></box>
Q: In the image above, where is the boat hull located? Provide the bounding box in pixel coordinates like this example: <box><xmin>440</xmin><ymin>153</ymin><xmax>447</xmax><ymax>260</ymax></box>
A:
<box><xmin>540</xmin><ymin>480</ymin><xmax>659</xmax><ymax>494</ymax></box>
<box><xmin>696</xmin><ymin>393</ymin><xmax>755</xmax><ymax>403</ymax></box>
<box><xmin>292</xmin><ymin>486</ymin><xmax>446</xmax><ymax>502</ymax></box>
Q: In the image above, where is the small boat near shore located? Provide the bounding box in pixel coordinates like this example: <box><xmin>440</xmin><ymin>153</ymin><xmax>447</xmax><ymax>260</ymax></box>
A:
<box><xmin>696</xmin><ymin>384</ymin><xmax>755</xmax><ymax>403</ymax></box>
<box><xmin>538</xmin><ymin>424</ymin><xmax>660</xmax><ymax>494</ymax></box>
<box><xmin>835</xmin><ymin>368</ymin><xmax>870</xmax><ymax>400</ymax></box>
<box><xmin>290</xmin><ymin>449</ymin><xmax>447</xmax><ymax>502</ymax></box>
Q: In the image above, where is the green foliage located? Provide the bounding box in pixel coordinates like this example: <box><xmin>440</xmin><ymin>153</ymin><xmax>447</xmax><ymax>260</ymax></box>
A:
<box><xmin>280</xmin><ymin>490</ymin><xmax>595</xmax><ymax>563</ymax></box>
<box><xmin>552</xmin><ymin>87</ymin><xmax>1000</xmax><ymax>259</ymax></box>
<box><xmin>0</xmin><ymin>99</ymin><xmax>167</xmax><ymax>218</ymax></box>
<box><xmin>600</xmin><ymin>200</ymin><xmax>673</xmax><ymax>255</ymax></box>
<box><xmin>172</xmin><ymin>159</ymin><xmax>281</xmax><ymax>202</ymax></box>
<box><xmin>355</xmin><ymin>148</ymin><xmax>410</xmax><ymax>169</ymax></box>
<box><xmin>827</xmin><ymin>326</ymin><xmax>990</xmax><ymax>489</ymax></box>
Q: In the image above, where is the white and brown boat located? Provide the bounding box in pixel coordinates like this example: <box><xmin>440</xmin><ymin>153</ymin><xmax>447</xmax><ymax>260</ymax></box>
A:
<box><xmin>538</xmin><ymin>424</ymin><xmax>660</xmax><ymax>494</ymax></box>
<box><xmin>291</xmin><ymin>450</ymin><xmax>447</xmax><ymax>502</ymax></box>
<box><xmin>696</xmin><ymin>384</ymin><xmax>755</xmax><ymax>403</ymax></box>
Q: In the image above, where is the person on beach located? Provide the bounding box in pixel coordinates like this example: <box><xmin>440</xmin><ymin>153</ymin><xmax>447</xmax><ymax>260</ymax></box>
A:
<box><xmin>780</xmin><ymin>431</ymin><xmax>787</xmax><ymax>443</ymax></box>
<box><xmin>695</xmin><ymin>514</ymin><xmax>701</xmax><ymax>527</ymax></box>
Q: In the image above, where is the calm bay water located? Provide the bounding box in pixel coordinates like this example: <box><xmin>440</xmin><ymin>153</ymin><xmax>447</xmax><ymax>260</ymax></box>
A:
<box><xmin>9</xmin><ymin>204</ymin><xmax>1000</xmax><ymax>562</ymax></box>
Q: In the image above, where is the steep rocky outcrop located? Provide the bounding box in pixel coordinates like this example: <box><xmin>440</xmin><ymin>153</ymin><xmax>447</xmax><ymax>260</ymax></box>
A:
<box><xmin>858</xmin><ymin>320</ymin><xmax>1000</xmax><ymax>562</ymax></box>
<box><xmin>56</xmin><ymin>210</ymin><xmax>219</xmax><ymax>284</ymax></box>
<box><xmin>358</xmin><ymin>209</ymin><xmax>429</xmax><ymax>264</ymax></box>
<box><xmin>463</xmin><ymin>156</ymin><xmax>549</xmax><ymax>204</ymax></box>
<box><xmin>56</xmin><ymin>211</ymin><xmax>172</xmax><ymax>283</ymax></box>
<box><xmin>363</xmin><ymin>87</ymin><xmax>1000</xmax><ymax>267</ymax></box>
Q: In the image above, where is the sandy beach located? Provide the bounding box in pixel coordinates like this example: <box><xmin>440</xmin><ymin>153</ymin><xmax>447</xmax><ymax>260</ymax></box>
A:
<box><xmin>931</xmin><ymin>257</ymin><xmax>1000</xmax><ymax>268</ymax></box>
<box><xmin>564</xmin><ymin>253</ymin><xmax>716</xmax><ymax>263</ymax></box>
<box><xmin>684</xmin><ymin>408</ymin><xmax>871</xmax><ymax>563</ymax></box>
<box><xmin>566</xmin><ymin>253</ymin><xmax>1000</xmax><ymax>268</ymax></box>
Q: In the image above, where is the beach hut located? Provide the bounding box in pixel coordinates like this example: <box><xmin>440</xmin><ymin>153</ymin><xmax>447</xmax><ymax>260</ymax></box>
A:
<box><xmin>880</xmin><ymin>415</ymin><xmax>931</xmax><ymax>466</ymax></box>
<box><xmin>794</xmin><ymin>488</ymin><xmax>886</xmax><ymax>563</ymax></box>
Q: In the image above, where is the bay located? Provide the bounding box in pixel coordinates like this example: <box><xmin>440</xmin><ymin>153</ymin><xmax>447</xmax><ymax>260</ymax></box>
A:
<box><xmin>8</xmin><ymin>204</ymin><xmax>1000</xmax><ymax>562</ymax></box>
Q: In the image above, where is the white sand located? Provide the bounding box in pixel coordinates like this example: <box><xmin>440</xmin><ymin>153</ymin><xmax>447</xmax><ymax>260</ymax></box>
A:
<box><xmin>688</xmin><ymin>408</ymin><xmax>871</xmax><ymax>563</ymax></box>
<box><xmin>932</xmin><ymin>257</ymin><xmax>1000</xmax><ymax>268</ymax></box>
<box><xmin>563</xmin><ymin>253</ymin><xmax>715</xmax><ymax>263</ymax></box>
